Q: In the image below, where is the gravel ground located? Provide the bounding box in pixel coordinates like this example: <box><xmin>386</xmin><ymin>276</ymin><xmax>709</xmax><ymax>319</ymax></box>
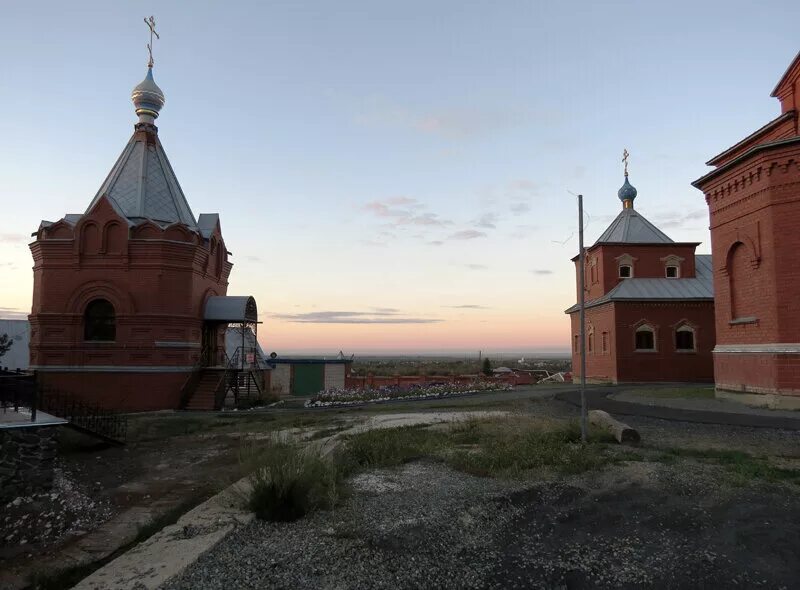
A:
<box><xmin>162</xmin><ymin>459</ymin><xmax>800</xmax><ymax>589</ymax></box>
<box><xmin>0</xmin><ymin>464</ymin><xmax>113</xmax><ymax>559</ymax></box>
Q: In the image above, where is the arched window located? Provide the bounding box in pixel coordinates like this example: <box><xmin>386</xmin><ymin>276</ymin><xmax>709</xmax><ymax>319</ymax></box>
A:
<box><xmin>588</xmin><ymin>326</ymin><xmax>595</xmax><ymax>354</ymax></box>
<box><xmin>635</xmin><ymin>324</ymin><xmax>655</xmax><ymax>351</ymax></box>
<box><xmin>84</xmin><ymin>299</ymin><xmax>116</xmax><ymax>341</ymax></box>
<box><xmin>675</xmin><ymin>325</ymin><xmax>695</xmax><ymax>351</ymax></box>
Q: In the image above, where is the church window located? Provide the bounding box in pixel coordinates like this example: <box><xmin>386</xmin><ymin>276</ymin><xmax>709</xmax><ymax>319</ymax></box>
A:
<box><xmin>665</xmin><ymin>265</ymin><xmax>679</xmax><ymax>278</ymax></box>
<box><xmin>573</xmin><ymin>335</ymin><xmax>579</xmax><ymax>353</ymax></box>
<box><xmin>84</xmin><ymin>299</ymin><xmax>116</xmax><ymax>342</ymax></box>
<box><xmin>635</xmin><ymin>325</ymin><xmax>656</xmax><ymax>351</ymax></box>
<box><xmin>601</xmin><ymin>332</ymin><xmax>609</xmax><ymax>353</ymax></box>
<box><xmin>675</xmin><ymin>325</ymin><xmax>695</xmax><ymax>351</ymax></box>
<box><xmin>619</xmin><ymin>265</ymin><xmax>632</xmax><ymax>278</ymax></box>
<box><xmin>588</xmin><ymin>327</ymin><xmax>594</xmax><ymax>354</ymax></box>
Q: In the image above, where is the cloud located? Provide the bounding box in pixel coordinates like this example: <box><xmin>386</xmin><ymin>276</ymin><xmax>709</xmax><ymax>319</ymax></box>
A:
<box><xmin>363</xmin><ymin>198</ymin><xmax>452</xmax><ymax>227</ymax></box>
<box><xmin>532</xmin><ymin>269</ymin><xmax>553</xmax><ymax>275</ymax></box>
<box><xmin>356</xmin><ymin>101</ymin><xmax>528</xmax><ymax>141</ymax></box>
<box><xmin>510</xmin><ymin>202</ymin><xmax>531</xmax><ymax>214</ymax></box>
<box><xmin>448</xmin><ymin>230</ymin><xmax>487</xmax><ymax>240</ymax></box>
<box><xmin>510</xmin><ymin>224</ymin><xmax>538</xmax><ymax>239</ymax></box>
<box><xmin>446</xmin><ymin>304</ymin><xmax>490</xmax><ymax>309</ymax></box>
<box><xmin>474</xmin><ymin>213</ymin><xmax>498</xmax><ymax>229</ymax></box>
<box><xmin>428</xmin><ymin>240</ymin><xmax>444</xmax><ymax>246</ymax></box>
<box><xmin>0</xmin><ymin>233</ymin><xmax>26</xmax><ymax>244</ymax></box>
<box><xmin>657</xmin><ymin>209</ymin><xmax>709</xmax><ymax>229</ymax></box>
<box><xmin>0</xmin><ymin>307</ymin><xmax>28</xmax><ymax>320</ymax></box>
<box><xmin>371</xmin><ymin>307</ymin><xmax>401</xmax><ymax>313</ymax></box>
<box><xmin>464</xmin><ymin>264</ymin><xmax>488</xmax><ymax>270</ymax></box>
<box><xmin>244</xmin><ymin>255</ymin><xmax>263</xmax><ymax>262</ymax></box>
<box><xmin>385</xmin><ymin>196</ymin><xmax>417</xmax><ymax>205</ymax></box>
<box><xmin>508</xmin><ymin>179</ymin><xmax>540</xmax><ymax>196</ymax></box>
<box><xmin>271</xmin><ymin>310</ymin><xmax>442</xmax><ymax>324</ymax></box>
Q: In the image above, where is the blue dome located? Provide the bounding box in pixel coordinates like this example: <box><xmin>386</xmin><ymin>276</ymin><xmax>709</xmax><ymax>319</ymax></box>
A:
<box><xmin>131</xmin><ymin>67</ymin><xmax>165</xmax><ymax>120</ymax></box>
<box><xmin>617</xmin><ymin>176</ymin><xmax>638</xmax><ymax>202</ymax></box>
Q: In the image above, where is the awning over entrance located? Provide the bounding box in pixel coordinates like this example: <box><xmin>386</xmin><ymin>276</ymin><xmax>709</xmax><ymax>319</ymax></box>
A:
<box><xmin>204</xmin><ymin>296</ymin><xmax>258</xmax><ymax>323</ymax></box>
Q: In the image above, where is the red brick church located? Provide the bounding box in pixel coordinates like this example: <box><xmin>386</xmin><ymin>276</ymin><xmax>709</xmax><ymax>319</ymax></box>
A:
<box><xmin>566</xmin><ymin>168</ymin><xmax>716</xmax><ymax>383</ymax></box>
<box><xmin>28</xmin><ymin>57</ymin><xmax>258</xmax><ymax>410</ymax></box>
<box><xmin>694</xmin><ymin>51</ymin><xmax>800</xmax><ymax>407</ymax></box>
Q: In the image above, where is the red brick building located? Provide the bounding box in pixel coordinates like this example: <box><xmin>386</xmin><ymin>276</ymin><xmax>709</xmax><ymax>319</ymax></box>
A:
<box><xmin>566</xmin><ymin>174</ymin><xmax>715</xmax><ymax>383</ymax></box>
<box><xmin>28</xmin><ymin>63</ymin><xmax>256</xmax><ymax>411</ymax></box>
<box><xmin>694</xmin><ymin>51</ymin><xmax>800</xmax><ymax>407</ymax></box>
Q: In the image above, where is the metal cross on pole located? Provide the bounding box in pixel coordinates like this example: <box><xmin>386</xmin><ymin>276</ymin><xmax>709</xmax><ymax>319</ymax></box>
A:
<box><xmin>144</xmin><ymin>15</ymin><xmax>160</xmax><ymax>68</ymax></box>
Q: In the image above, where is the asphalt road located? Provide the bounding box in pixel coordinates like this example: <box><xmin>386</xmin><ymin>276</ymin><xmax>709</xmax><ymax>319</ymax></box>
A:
<box><xmin>277</xmin><ymin>383</ymin><xmax>800</xmax><ymax>430</ymax></box>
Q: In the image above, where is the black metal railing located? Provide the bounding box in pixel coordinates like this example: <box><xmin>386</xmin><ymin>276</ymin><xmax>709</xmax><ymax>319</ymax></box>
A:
<box><xmin>37</xmin><ymin>386</ymin><xmax>127</xmax><ymax>443</ymax></box>
<box><xmin>0</xmin><ymin>371</ymin><xmax>126</xmax><ymax>443</ymax></box>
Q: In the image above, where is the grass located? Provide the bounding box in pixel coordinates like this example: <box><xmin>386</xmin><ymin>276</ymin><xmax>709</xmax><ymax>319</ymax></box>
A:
<box><xmin>444</xmin><ymin>418</ymin><xmax>613</xmax><ymax>477</ymax></box>
<box><xmin>626</xmin><ymin>386</ymin><xmax>715</xmax><ymax>400</ymax></box>
<box><xmin>242</xmin><ymin>440</ymin><xmax>345</xmax><ymax>521</ymax></box>
<box><xmin>341</xmin><ymin>416</ymin><xmax>616</xmax><ymax>478</ymax></box>
<box><xmin>343</xmin><ymin>425</ymin><xmax>447</xmax><ymax>468</ymax></box>
<box><xmin>656</xmin><ymin>447</ymin><xmax>800</xmax><ymax>484</ymax></box>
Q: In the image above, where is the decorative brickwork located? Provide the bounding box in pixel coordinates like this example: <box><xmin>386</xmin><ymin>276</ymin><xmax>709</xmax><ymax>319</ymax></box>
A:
<box><xmin>694</xmin><ymin>51</ymin><xmax>800</xmax><ymax>398</ymax></box>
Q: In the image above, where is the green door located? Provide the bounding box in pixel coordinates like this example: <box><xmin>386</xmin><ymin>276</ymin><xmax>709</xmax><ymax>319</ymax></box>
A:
<box><xmin>292</xmin><ymin>364</ymin><xmax>325</xmax><ymax>396</ymax></box>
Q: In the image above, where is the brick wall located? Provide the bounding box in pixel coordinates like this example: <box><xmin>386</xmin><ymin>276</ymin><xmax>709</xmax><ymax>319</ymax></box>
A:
<box><xmin>570</xmin><ymin>301</ymin><xmax>715</xmax><ymax>383</ymax></box>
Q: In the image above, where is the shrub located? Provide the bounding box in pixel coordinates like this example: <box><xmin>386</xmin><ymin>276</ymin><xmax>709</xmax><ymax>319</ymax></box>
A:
<box><xmin>243</xmin><ymin>441</ymin><xmax>342</xmax><ymax>521</ymax></box>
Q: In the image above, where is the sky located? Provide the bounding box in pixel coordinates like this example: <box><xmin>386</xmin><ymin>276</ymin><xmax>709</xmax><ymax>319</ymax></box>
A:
<box><xmin>1</xmin><ymin>1</ymin><xmax>798</xmax><ymax>354</ymax></box>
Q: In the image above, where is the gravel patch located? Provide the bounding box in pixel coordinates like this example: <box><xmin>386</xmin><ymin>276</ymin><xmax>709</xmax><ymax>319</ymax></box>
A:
<box><xmin>0</xmin><ymin>465</ymin><xmax>113</xmax><ymax>559</ymax></box>
<box><xmin>161</xmin><ymin>459</ymin><xmax>800</xmax><ymax>589</ymax></box>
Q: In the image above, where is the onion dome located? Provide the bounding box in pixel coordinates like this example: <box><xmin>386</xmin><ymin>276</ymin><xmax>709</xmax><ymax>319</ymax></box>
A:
<box><xmin>131</xmin><ymin>66</ymin><xmax>165</xmax><ymax>122</ymax></box>
<box><xmin>617</xmin><ymin>176</ymin><xmax>638</xmax><ymax>208</ymax></box>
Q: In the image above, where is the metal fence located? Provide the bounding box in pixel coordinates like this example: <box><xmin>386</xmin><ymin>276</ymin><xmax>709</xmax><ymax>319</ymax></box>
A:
<box><xmin>0</xmin><ymin>372</ymin><xmax>127</xmax><ymax>443</ymax></box>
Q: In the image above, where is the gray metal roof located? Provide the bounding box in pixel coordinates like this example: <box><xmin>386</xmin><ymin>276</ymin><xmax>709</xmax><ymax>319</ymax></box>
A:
<box><xmin>565</xmin><ymin>255</ymin><xmax>713</xmax><ymax>313</ymax></box>
<box><xmin>204</xmin><ymin>296</ymin><xmax>258</xmax><ymax>323</ymax></box>
<box><xmin>86</xmin><ymin>131</ymin><xmax>197</xmax><ymax>229</ymax></box>
<box><xmin>594</xmin><ymin>208</ymin><xmax>674</xmax><ymax>245</ymax></box>
<box><xmin>197</xmin><ymin>214</ymin><xmax>220</xmax><ymax>240</ymax></box>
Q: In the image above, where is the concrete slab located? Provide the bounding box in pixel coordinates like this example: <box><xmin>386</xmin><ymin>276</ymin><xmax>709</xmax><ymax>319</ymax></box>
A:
<box><xmin>73</xmin><ymin>479</ymin><xmax>253</xmax><ymax>590</ymax></box>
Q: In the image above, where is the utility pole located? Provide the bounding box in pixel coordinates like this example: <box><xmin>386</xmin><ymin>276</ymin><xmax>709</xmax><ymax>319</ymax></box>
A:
<box><xmin>578</xmin><ymin>194</ymin><xmax>588</xmax><ymax>443</ymax></box>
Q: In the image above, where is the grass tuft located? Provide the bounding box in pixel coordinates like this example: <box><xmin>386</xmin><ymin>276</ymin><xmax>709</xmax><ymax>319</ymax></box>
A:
<box><xmin>243</xmin><ymin>441</ymin><xmax>344</xmax><ymax>522</ymax></box>
<box><xmin>343</xmin><ymin>425</ymin><xmax>446</xmax><ymax>469</ymax></box>
<box><xmin>445</xmin><ymin>419</ymin><xmax>609</xmax><ymax>477</ymax></box>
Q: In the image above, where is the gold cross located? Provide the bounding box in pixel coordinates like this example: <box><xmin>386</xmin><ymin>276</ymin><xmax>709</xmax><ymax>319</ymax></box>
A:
<box><xmin>622</xmin><ymin>148</ymin><xmax>630</xmax><ymax>177</ymax></box>
<box><xmin>144</xmin><ymin>16</ymin><xmax>160</xmax><ymax>68</ymax></box>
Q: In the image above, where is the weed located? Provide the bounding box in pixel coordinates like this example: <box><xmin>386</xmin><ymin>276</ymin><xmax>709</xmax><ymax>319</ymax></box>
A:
<box><xmin>243</xmin><ymin>441</ymin><xmax>344</xmax><ymax>521</ymax></box>
<box><xmin>658</xmin><ymin>447</ymin><xmax>800</xmax><ymax>484</ymax></box>
<box><xmin>343</xmin><ymin>425</ymin><xmax>447</xmax><ymax>469</ymax></box>
<box><xmin>445</xmin><ymin>422</ymin><xmax>607</xmax><ymax>478</ymax></box>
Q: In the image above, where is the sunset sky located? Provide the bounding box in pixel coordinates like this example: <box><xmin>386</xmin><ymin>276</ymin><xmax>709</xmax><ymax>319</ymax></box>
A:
<box><xmin>1</xmin><ymin>1</ymin><xmax>798</xmax><ymax>354</ymax></box>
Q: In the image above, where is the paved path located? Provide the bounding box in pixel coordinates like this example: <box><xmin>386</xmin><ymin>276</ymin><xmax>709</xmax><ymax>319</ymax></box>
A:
<box><xmin>557</xmin><ymin>388</ymin><xmax>800</xmax><ymax>430</ymax></box>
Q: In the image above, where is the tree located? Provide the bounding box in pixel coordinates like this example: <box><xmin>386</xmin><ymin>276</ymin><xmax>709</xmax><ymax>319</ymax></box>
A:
<box><xmin>481</xmin><ymin>357</ymin><xmax>492</xmax><ymax>376</ymax></box>
<box><xmin>0</xmin><ymin>333</ymin><xmax>12</xmax><ymax>360</ymax></box>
